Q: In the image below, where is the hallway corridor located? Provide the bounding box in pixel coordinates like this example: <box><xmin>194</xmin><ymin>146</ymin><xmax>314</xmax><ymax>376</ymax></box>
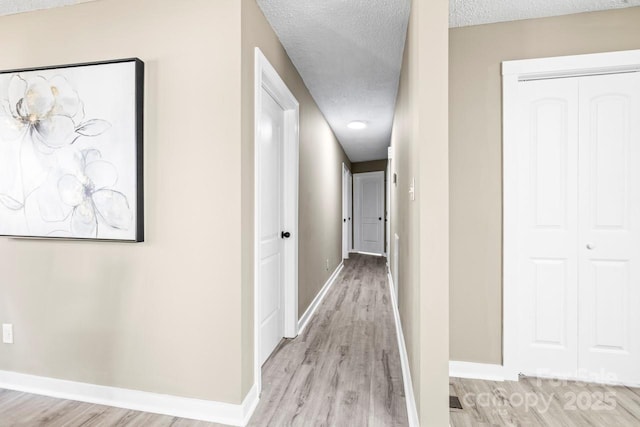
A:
<box><xmin>248</xmin><ymin>254</ymin><xmax>409</xmax><ymax>426</ymax></box>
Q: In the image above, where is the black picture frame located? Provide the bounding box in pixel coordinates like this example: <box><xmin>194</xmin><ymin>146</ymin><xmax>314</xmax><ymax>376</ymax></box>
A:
<box><xmin>0</xmin><ymin>58</ymin><xmax>145</xmax><ymax>243</ymax></box>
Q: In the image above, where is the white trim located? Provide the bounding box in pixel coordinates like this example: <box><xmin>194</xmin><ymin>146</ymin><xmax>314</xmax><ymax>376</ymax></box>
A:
<box><xmin>0</xmin><ymin>370</ymin><xmax>258</xmax><ymax>426</ymax></box>
<box><xmin>502</xmin><ymin>49</ymin><xmax>640</xmax><ymax>383</ymax></box>
<box><xmin>298</xmin><ymin>262</ymin><xmax>344</xmax><ymax>334</ymax></box>
<box><xmin>449</xmin><ymin>361</ymin><xmax>517</xmax><ymax>382</ymax></box>
<box><xmin>387</xmin><ymin>270</ymin><xmax>419</xmax><ymax>427</ymax></box>
<box><xmin>502</xmin><ymin>49</ymin><xmax>640</xmax><ymax>80</ymax></box>
<box><xmin>254</xmin><ymin>47</ymin><xmax>300</xmax><ymax>395</ymax></box>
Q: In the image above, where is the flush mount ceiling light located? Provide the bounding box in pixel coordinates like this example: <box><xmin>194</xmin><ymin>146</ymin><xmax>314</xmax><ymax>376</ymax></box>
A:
<box><xmin>347</xmin><ymin>120</ymin><xmax>367</xmax><ymax>130</ymax></box>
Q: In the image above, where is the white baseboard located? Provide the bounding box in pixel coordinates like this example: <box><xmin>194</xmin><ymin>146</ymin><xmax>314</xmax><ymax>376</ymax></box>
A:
<box><xmin>387</xmin><ymin>271</ymin><xmax>419</xmax><ymax>427</ymax></box>
<box><xmin>350</xmin><ymin>250</ymin><xmax>384</xmax><ymax>257</ymax></box>
<box><xmin>297</xmin><ymin>261</ymin><xmax>344</xmax><ymax>334</ymax></box>
<box><xmin>449</xmin><ymin>361</ymin><xmax>511</xmax><ymax>382</ymax></box>
<box><xmin>0</xmin><ymin>370</ymin><xmax>259</xmax><ymax>426</ymax></box>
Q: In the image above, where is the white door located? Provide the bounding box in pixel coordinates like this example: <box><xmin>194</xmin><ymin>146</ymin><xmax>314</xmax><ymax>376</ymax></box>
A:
<box><xmin>515</xmin><ymin>72</ymin><xmax>640</xmax><ymax>384</ymax></box>
<box><xmin>516</xmin><ymin>77</ymin><xmax>580</xmax><ymax>377</ymax></box>
<box><xmin>342</xmin><ymin>164</ymin><xmax>350</xmax><ymax>259</ymax></box>
<box><xmin>577</xmin><ymin>73</ymin><xmax>640</xmax><ymax>384</ymax></box>
<box><xmin>354</xmin><ymin>171</ymin><xmax>385</xmax><ymax>255</ymax></box>
<box><xmin>258</xmin><ymin>89</ymin><xmax>285</xmax><ymax>365</ymax></box>
<box><xmin>386</xmin><ymin>162</ymin><xmax>390</xmax><ymax>255</ymax></box>
<box><xmin>347</xmin><ymin>171</ymin><xmax>353</xmax><ymax>252</ymax></box>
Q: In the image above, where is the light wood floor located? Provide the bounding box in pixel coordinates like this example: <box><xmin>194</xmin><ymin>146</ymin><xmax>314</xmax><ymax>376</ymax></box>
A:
<box><xmin>0</xmin><ymin>254</ymin><xmax>407</xmax><ymax>426</ymax></box>
<box><xmin>248</xmin><ymin>253</ymin><xmax>408</xmax><ymax>426</ymax></box>
<box><xmin>0</xmin><ymin>388</ymin><xmax>226</xmax><ymax>426</ymax></box>
<box><xmin>450</xmin><ymin>376</ymin><xmax>640</xmax><ymax>426</ymax></box>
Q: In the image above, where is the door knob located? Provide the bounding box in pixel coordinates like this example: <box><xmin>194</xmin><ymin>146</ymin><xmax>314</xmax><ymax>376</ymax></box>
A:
<box><xmin>343</xmin><ymin>218</ymin><xmax>346</xmax><ymax>223</ymax></box>
<box><xmin>379</xmin><ymin>217</ymin><xmax>382</xmax><ymax>221</ymax></box>
<box><xmin>281</xmin><ymin>231</ymin><xmax>291</xmax><ymax>239</ymax></box>
<box><xmin>586</xmin><ymin>243</ymin><xmax>595</xmax><ymax>250</ymax></box>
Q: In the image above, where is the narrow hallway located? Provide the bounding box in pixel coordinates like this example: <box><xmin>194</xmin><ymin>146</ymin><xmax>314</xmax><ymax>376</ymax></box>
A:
<box><xmin>248</xmin><ymin>254</ymin><xmax>409</xmax><ymax>426</ymax></box>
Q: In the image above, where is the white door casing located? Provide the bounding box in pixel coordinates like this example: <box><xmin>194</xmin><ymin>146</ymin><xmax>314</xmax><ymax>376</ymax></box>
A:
<box><xmin>254</xmin><ymin>48</ymin><xmax>299</xmax><ymax>394</ymax></box>
<box><xmin>577</xmin><ymin>72</ymin><xmax>640</xmax><ymax>384</ymax></box>
<box><xmin>504</xmin><ymin>49</ymin><xmax>640</xmax><ymax>386</ymax></box>
<box><xmin>354</xmin><ymin>171</ymin><xmax>385</xmax><ymax>255</ymax></box>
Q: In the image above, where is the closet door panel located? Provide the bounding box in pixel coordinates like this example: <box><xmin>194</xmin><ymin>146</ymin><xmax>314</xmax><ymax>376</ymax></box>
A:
<box><xmin>517</xmin><ymin>78</ymin><xmax>580</xmax><ymax>377</ymax></box>
<box><xmin>578</xmin><ymin>72</ymin><xmax>640</xmax><ymax>385</ymax></box>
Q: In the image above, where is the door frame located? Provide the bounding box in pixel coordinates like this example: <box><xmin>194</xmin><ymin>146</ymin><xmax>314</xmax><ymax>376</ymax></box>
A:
<box><xmin>254</xmin><ymin>48</ymin><xmax>299</xmax><ymax>395</ymax></box>
<box><xmin>502</xmin><ymin>49</ymin><xmax>640</xmax><ymax>381</ymax></box>
<box><xmin>353</xmin><ymin>171</ymin><xmax>385</xmax><ymax>255</ymax></box>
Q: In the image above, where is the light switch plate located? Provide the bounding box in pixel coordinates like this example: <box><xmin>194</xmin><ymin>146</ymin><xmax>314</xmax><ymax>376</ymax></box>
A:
<box><xmin>2</xmin><ymin>324</ymin><xmax>13</xmax><ymax>344</ymax></box>
<box><xmin>409</xmin><ymin>178</ymin><xmax>415</xmax><ymax>201</ymax></box>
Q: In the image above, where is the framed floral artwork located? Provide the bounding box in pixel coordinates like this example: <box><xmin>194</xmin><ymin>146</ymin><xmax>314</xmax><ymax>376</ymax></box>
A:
<box><xmin>0</xmin><ymin>58</ymin><xmax>144</xmax><ymax>242</ymax></box>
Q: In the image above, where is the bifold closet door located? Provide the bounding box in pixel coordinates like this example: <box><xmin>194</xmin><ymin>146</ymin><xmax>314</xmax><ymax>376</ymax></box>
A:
<box><xmin>577</xmin><ymin>72</ymin><xmax>640</xmax><ymax>384</ymax></box>
<box><xmin>516</xmin><ymin>77</ymin><xmax>580</xmax><ymax>377</ymax></box>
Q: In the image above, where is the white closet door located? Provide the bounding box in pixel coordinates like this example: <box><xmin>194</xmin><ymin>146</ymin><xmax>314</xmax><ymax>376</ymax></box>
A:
<box><xmin>517</xmin><ymin>78</ymin><xmax>580</xmax><ymax>377</ymax></box>
<box><xmin>578</xmin><ymin>72</ymin><xmax>640</xmax><ymax>384</ymax></box>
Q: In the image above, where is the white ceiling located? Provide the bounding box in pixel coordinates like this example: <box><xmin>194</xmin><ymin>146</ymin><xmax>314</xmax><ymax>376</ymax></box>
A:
<box><xmin>0</xmin><ymin>0</ymin><xmax>94</xmax><ymax>16</ymax></box>
<box><xmin>5</xmin><ymin>0</ymin><xmax>638</xmax><ymax>162</ymax></box>
<box><xmin>257</xmin><ymin>0</ymin><xmax>410</xmax><ymax>162</ymax></box>
<box><xmin>451</xmin><ymin>0</ymin><xmax>640</xmax><ymax>27</ymax></box>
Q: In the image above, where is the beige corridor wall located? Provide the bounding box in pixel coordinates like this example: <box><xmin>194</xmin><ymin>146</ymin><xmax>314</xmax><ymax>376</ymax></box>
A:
<box><xmin>390</xmin><ymin>0</ymin><xmax>449</xmax><ymax>424</ymax></box>
<box><xmin>351</xmin><ymin>159</ymin><xmax>387</xmax><ymax>174</ymax></box>
<box><xmin>449</xmin><ymin>7</ymin><xmax>640</xmax><ymax>364</ymax></box>
<box><xmin>240</xmin><ymin>0</ymin><xmax>351</xmax><ymax>395</ymax></box>
<box><xmin>0</xmin><ymin>0</ymin><xmax>246</xmax><ymax>404</ymax></box>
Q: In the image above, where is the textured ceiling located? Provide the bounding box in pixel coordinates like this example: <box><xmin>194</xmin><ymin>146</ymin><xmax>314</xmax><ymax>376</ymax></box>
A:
<box><xmin>451</xmin><ymin>0</ymin><xmax>640</xmax><ymax>27</ymax></box>
<box><xmin>0</xmin><ymin>0</ymin><xmax>94</xmax><ymax>16</ymax></box>
<box><xmin>257</xmin><ymin>0</ymin><xmax>410</xmax><ymax>162</ymax></box>
<box><xmin>6</xmin><ymin>1</ymin><xmax>635</xmax><ymax>160</ymax></box>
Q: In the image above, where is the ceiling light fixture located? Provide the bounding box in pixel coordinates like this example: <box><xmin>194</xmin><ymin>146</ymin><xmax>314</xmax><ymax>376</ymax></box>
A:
<box><xmin>347</xmin><ymin>120</ymin><xmax>367</xmax><ymax>130</ymax></box>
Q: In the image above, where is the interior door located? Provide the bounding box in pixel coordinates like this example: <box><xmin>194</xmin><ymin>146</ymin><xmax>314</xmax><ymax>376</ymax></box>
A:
<box><xmin>577</xmin><ymin>72</ymin><xmax>640</xmax><ymax>384</ymax></box>
<box><xmin>342</xmin><ymin>164</ymin><xmax>350</xmax><ymax>259</ymax></box>
<box><xmin>348</xmin><ymin>170</ymin><xmax>353</xmax><ymax>252</ymax></box>
<box><xmin>516</xmin><ymin>77</ymin><xmax>580</xmax><ymax>377</ymax></box>
<box><xmin>354</xmin><ymin>171</ymin><xmax>385</xmax><ymax>255</ymax></box>
<box><xmin>258</xmin><ymin>89</ymin><xmax>285</xmax><ymax>365</ymax></box>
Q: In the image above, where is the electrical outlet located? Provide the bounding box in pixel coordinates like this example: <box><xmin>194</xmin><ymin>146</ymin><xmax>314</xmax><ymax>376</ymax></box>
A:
<box><xmin>2</xmin><ymin>324</ymin><xmax>13</xmax><ymax>344</ymax></box>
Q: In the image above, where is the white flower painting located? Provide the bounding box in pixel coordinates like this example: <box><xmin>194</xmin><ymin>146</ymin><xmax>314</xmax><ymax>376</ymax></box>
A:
<box><xmin>0</xmin><ymin>59</ymin><xmax>143</xmax><ymax>241</ymax></box>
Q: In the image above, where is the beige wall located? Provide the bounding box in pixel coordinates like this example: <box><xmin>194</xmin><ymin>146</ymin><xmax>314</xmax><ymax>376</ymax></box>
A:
<box><xmin>390</xmin><ymin>0</ymin><xmax>449</xmax><ymax>424</ymax></box>
<box><xmin>0</xmin><ymin>0</ymin><xmax>245</xmax><ymax>404</ymax></box>
<box><xmin>240</xmin><ymin>0</ymin><xmax>351</xmax><ymax>396</ymax></box>
<box><xmin>351</xmin><ymin>159</ymin><xmax>387</xmax><ymax>174</ymax></box>
<box><xmin>449</xmin><ymin>7</ymin><xmax>640</xmax><ymax>364</ymax></box>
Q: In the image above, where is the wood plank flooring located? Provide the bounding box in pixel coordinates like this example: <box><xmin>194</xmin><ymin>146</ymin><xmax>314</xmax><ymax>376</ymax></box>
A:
<box><xmin>0</xmin><ymin>388</ymin><xmax>226</xmax><ymax>426</ymax></box>
<box><xmin>248</xmin><ymin>253</ymin><xmax>408</xmax><ymax>426</ymax></box>
<box><xmin>450</xmin><ymin>376</ymin><xmax>640</xmax><ymax>426</ymax></box>
<box><xmin>0</xmin><ymin>254</ymin><xmax>407</xmax><ymax>426</ymax></box>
